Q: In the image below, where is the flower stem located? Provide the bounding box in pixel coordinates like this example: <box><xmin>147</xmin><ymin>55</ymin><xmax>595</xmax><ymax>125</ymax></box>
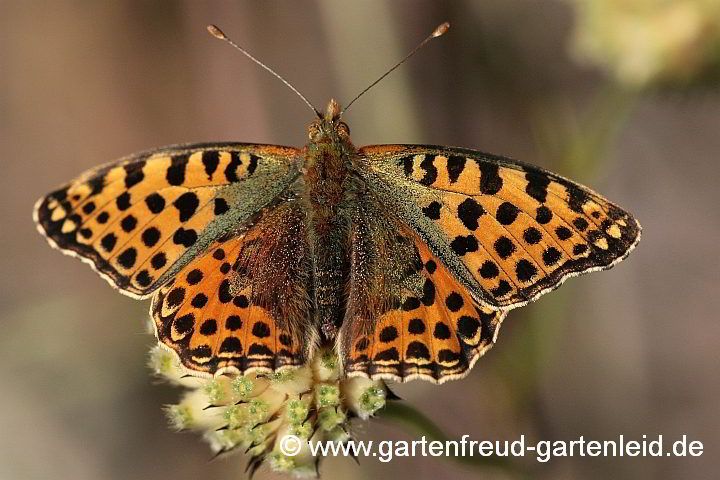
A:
<box><xmin>378</xmin><ymin>401</ymin><xmax>527</xmax><ymax>474</ymax></box>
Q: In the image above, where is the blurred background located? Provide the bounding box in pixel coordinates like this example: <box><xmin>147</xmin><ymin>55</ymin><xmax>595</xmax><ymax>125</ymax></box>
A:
<box><xmin>2</xmin><ymin>1</ymin><xmax>719</xmax><ymax>479</ymax></box>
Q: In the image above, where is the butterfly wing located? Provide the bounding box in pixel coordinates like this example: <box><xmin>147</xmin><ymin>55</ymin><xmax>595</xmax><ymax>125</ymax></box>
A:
<box><xmin>339</xmin><ymin>202</ymin><xmax>506</xmax><ymax>383</ymax></box>
<box><xmin>151</xmin><ymin>201</ymin><xmax>313</xmax><ymax>375</ymax></box>
<box><xmin>34</xmin><ymin>143</ymin><xmax>300</xmax><ymax>299</ymax></box>
<box><xmin>358</xmin><ymin>145</ymin><xmax>641</xmax><ymax>310</ymax></box>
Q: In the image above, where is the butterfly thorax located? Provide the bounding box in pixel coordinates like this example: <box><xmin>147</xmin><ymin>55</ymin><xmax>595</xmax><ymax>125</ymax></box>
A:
<box><xmin>302</xmin><ymin>100</ymin><xmax>360</xmax><ymax>340</ymax></box>
<box><xmin>303</xmin><ymin>102</ymin><xmax>355</xmax><ymax>222</ymax></box>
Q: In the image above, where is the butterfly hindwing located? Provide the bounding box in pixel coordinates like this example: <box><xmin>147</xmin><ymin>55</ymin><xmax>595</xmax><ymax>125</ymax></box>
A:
<box><xmin>340</xmin><ymin>216</ymin><xmax>506</xmax><ymax>384</ymax></box>
<box><xmin>34</xmin><ymin>143</ymin><xmax>300</xmax><ymax>299</ymax></box>
<box><xmin>359</xmin><ymin>145</ymin><xmax>641</xmax><ymax>309</ymax></box>
<box><xmin>151</xmin><ymin>201</ymin><xmax>313</xmax><ymax>375</ymax></box>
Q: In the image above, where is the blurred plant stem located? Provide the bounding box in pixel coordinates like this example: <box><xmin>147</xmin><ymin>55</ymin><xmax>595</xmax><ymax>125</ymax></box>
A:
<box><xmin>379</xmin><ymin>401</ymin><xmax>526</xmax><ymax>475</ymax></box>
<box><xmin>499</xmin><ymin>84</ymin><xmax>638</xmax><ymax>408</ymax></box>
<box><xmin>533</xmin><ymin>85</ymin><xmax>638</xmax><ymax>181</ymax></box>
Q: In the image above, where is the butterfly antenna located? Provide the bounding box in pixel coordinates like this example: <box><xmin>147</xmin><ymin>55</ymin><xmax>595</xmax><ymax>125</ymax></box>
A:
<box><xmin>207</xmin><ymin>24</ymin><xmax>321</xmax><ymax>118</ymax></box>
<box><xmin>341</xmin><ymin>22</ymin><xmax>450</xmax><ymax>116</ymax></box>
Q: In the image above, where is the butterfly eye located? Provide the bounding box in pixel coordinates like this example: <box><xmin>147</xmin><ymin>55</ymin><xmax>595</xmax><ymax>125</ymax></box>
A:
<box><xmin>308</xmin><ymin>123</ymin><xmax>322</xmax><ymax>141</ymax></box>
<box><xmin>337</xmin><ymin>122</ymin><xmax>350</xmax><ymax>137</ymax></box>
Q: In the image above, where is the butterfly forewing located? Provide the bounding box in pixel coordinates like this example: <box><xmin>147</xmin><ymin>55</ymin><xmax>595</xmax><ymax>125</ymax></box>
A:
<box><xmin>34</xmin><ymin>143</ymin><xmax>300</xmax><ymax>298</ymax></box>
<box><xmin>359</xmin><ymin>145</ymin><xmax>641</xmax><ymax>310</ymax></box>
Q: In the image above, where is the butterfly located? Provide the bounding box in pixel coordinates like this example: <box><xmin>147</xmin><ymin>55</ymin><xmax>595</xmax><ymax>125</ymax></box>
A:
<box><xmin>33</xmin><ymin>24</ymin><xmax>640</xmax><ymax>385</ymax></box>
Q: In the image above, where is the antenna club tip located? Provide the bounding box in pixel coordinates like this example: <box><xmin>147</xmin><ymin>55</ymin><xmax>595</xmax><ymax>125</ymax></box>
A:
<box><xmin>432</xmin><ymin>22</ymin><xmax>450</xmax><ymax>37</ymax></box>
<box><xmin>206</xmin><ymin>24</ymin><xmax>227</xmax><ymax>40</ymax></box>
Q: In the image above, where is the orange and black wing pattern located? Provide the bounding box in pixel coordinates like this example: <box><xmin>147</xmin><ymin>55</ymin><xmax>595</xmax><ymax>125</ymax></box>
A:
<box><xmin>341</xmin><ymin>217</ymin><xmax>506</xmax><ymax>383</ymax></box>
<box><xmin>34</xmin><ymin>143</ymin><xmax>300</xmax><ymax>299</ymax></box>
<box><xmin>151</xmin><ymin>202</ymin><xmax>314</xmax><ymax>376</ymax></box>
<box><xmin>359</xmin><ymin>145</ymin><xmax>641</xmax><ymax>310</ymax></box>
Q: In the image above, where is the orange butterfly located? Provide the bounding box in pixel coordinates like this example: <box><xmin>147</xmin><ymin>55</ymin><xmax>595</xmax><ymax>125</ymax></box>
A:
<box><xmin>34</xmin><ymin>24</ymin><xmax>640</xmax><ymax>384</ymax></box>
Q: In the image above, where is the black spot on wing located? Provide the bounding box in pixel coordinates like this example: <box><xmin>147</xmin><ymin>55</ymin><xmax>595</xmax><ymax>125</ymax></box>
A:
<box><xmin>117</xmin><ymin>247</ymin><xmax>137</xmax><ymax>269</ymax></box>
<box><xmin>536</xmin><ymin>206</ymin><xmax>552</xmax><ymax>224</ymax></box>
<box><xmin>173</xmin><ymin>192</ymin><xmax>199</xmax><ymax>222</ymax></box>
<box><xmin>542</xmin><ymin>247</ymin><xmax>562</xmax><ymax>266</ymax></box>
<box><xmin>218</xmin><ymin>279</ymin><xmax>232</xmax><ymax>303</ymax></box>
<box><xmin>220</xmin><ymin>337</ymin><xmax>243</xmax><ymax>354</ymax></box>
<box><xmin>446</xmin><ymin>155</ymin><xmax>466</xmax><ymax>183</ymax></box>
<box><xmin>445</xmin><ymin>292</ymin><xmax>464</xmax><ymax>312</ymax></box>
<box><xmin>116</xmin><ymin>192</ymin><xmax>131</xmax><ymax>211</ymax></box>
<box><xmin>186</xmin><ymin>269</ymin><xmax>203</xmax><ymax>285</ymax></box>
<box><xmin>422</xmin><ymin>201</ymin><xmax>442</xmax><ymax>220</ymax></box>
<box><xmin>457</xmin><ymin>198</ymin><xmax>484</xmax><ymax>231</ymax></box>
<box><xmin>375</xmin><ymin>347</ymin><xmax>399</xmax><ymax>362</ymax></box>
<box><xmin>496</xmin><ymin>202</ymin><xmax>519</xmax><ymax>225</ymax></box>
<box><xmin>120</xmin><ymin>215</ymin><xmax>137</xmax><ymax>232</ymax></box>
<box><xmin>556</xmin><ymin>226</ymin><xmax>573</xmax><ymax>240</ymax></box>
<box><xmin>379</xmin><ymin>326</ymin><xmax>398</xmax><ymax>343</ymax></box>
<box><xmin>151</xmin><ymin>253</ymin><xmax>166</xmax><ymax>269</ymax></box>
<box><xmin>402</xmin><ymin>297</ymin><xmax>421</xmax><ymax>311</ymax></box>
<box><xmin>479</xmin><ymin>260</ymin><xmax>499</xmax><ymax>279</ymax></box>
<box><xmin>433</xmin><ymin>322</ymin><xmax>451</xmax><ymax>339</ymax></box>
<box><xmin>478</xmin><ymin>162</ymin><xmax>503</xmax><ymax>195</ymax></box>
<box><xmin>408</xmin><ymin>318</ymin><xmax>425</xmax><ymax>334</ymax></box>
<box><xmin>226</xmin><ymin>315</ymin><xmax>242</xmax><ymax>331</ymax></box>
<box><xmin>523</xmin><ymin>227</ymin><xmax>542</xmax><ymax>245</ymax></box>
<box><xmin>457</xmin><ymin>316</ymin><xmax>480</xmax><ymax>339</ymax></box>
<box><xmin>567</xmin><ymin>185</ymin><xmax>589</xmax><ymax>213</ymax></box>
<box><xmin>201</xmin><ymin>150</ymin><xmax>219</xmax><ymax>179</ymax></box>
<box><xmin>167</xmin><ymin>154</ymin><xmax>189</xmax><ymax>186</ymax></box>
<box><xmin>525</xmin><ymin>171</ymin><xmax>550</xmax><ymax>203</ymax></box>
<box><xmin>87</xmin><ymin>175</ymin><xmax>105</xmax><ymax>196</ymax></box>
<box><xmin>145</xmin><ymin>193</ymin><xmax>165</xmax><ymax>214</ymax></box>
<box><xmin>248</xmin><ymin>154</ymin><xmax>259</xmax><ymax>175</ymax></box>
<box><xmin>406</xmin><ymin>341</ymin><xmax>430</xmax><ymax>360</ymax></box>
<box><xmin>419</xmin><ymin>154</ymin><xmax>438</xmax><ymax>186</ymax></box>
<box><xmin>494</xmin><ymin>236</ymin><xmax>516</xmax><ymax>259</ymax></box>
<box><xmin>573</xmin><ymin>217</ymin><xmax>589</xmax><ymax>232</ymax></box>
<box><xmin>199</xmin><ymin>319</ymin><xmax>217</xmax><ymax>335</ymax></box>
<box><xmin>421</xmin><ymin>279</ymin><xmax>435</xmax><ymax>306</ymax></box>
<box><xmin>252</xmin><ymin>321</ymin><xmax>271</xmax><ymax>338</ymax></box>
<box><xmin>399</xmin><ymin>156</ymin><xmax>413</xmax><ymax>177</ymax></box>
<box><xmin>491</xmin><ymin>280</ymin><xmax>512</xmax><ymax>298</ymax></box>
<box><xmin>172</xmin><ymin>228</ymin><xmax>197</xmax><ymax>248</ymax></box>
<box><xmin>450</xmin><ymin>235</ymin><xmax>479</xmax><ymax>256</ymax></box>
<box><xmin>225</xmin><ymin>152</ymin><xmax>242</xmax><ymax>182</ymax></box>
<box><xmin>142</xmin><ymin>227</ymin><xmax>161</xmax><ymax>247</ymax></box>
<box><xmin>515</xmin><ymin>259</ymin><xmax>537</xmax><ymax>282</ymax></box>
<box><xmin>214</xmin><ymin>198</ymin><xmax>229</xmax><ymax>215</ymax></box>
<box><xmin>101</xmin><ymin>233</ymin><xmax>117</xmax><ymax>252</ymax></box>
<box><xmin>135</xmin><ymin>270</ymin><xmax>152</xmax><ymax>287</ymax></box>
<box><xmin>191</xmin><ymin>293</ymin><xmax>208</xmax><ymax>308</ymax></box>
<box><xmin>173</xmin><ymin>314</ymin><xmax>194</xmax><ymax>334</ymax></box>
<box><xmin>233</xmin><ymin>295</ymin><xmax>249</xmax><ymax>308</ymax></box>
<box><xmin>124</xmin><ymin>162</ymin><xmax>145</xmax><ymax>189</ymax></box>
<box><xmin>425</xmin><ymin>260</ymin><xmax>436</xmax><ymax>274</ymax></box>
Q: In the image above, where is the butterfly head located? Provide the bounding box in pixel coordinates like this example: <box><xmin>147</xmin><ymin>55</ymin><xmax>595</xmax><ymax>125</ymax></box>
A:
<box><xmin>307</xmin><ymin>99</ymin><xmax>351</xmax><ymax>146</ymax></box>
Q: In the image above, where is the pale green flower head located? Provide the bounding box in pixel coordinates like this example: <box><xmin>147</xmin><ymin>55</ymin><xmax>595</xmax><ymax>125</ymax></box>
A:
<box><xmin>153</xmin><ymin>346</ymin><xmax>388</xmax><ymax>477</ymax></box>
